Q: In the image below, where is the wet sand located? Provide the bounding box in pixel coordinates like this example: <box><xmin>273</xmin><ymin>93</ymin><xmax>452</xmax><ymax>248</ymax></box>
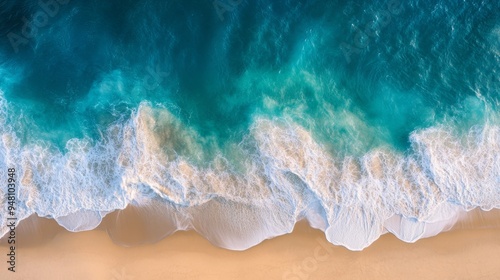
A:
<box><xmin>1</xmin><ymin>210</ymin><xmax>500</xmax><ymax>280</ymax></box>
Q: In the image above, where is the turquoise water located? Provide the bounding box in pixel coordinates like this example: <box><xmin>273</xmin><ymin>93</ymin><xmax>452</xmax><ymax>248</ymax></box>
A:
<box><xmin>0</xmin><ymin>0</ymin><xmax>499</xmax><ymax>250</ymax></box>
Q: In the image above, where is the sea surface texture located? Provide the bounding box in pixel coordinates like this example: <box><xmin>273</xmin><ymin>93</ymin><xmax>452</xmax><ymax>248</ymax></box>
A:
<box><xmin>0</xmin><ymin>0</ymin><xmax>499</xmax><ymax>250</ymax></box>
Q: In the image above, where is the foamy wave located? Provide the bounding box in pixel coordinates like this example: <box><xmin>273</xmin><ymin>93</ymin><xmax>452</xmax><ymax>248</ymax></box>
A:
<box><xmin>0</xmin><ymin>98</ymin><xmax>499</xmax><ymax>250</ymax></box>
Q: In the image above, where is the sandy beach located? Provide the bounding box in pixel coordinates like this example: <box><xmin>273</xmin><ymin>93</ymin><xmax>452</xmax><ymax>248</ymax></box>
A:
<box><xmin>1</xmin><ymin>212</ymin><xmax>499</xmax><ymax>280</ymax></box>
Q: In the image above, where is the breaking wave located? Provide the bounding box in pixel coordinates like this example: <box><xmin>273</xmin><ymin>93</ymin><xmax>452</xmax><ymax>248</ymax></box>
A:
<box><xmin>1</xmin><ymin>96</ymin><xmax>499</xmax><ymax>250</ymax></box>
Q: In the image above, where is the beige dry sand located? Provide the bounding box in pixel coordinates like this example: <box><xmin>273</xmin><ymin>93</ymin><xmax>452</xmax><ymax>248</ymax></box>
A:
<box><xmin>1</xmin><ymin>216</ymin><xmax>500</xmax><ymax>280</ymax></box>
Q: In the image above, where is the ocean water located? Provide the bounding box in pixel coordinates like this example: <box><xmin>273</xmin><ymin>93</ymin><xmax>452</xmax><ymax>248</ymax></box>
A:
<box><xmin>0</xmin><ymin>0</ymin><xmax>499</xmax><ymax>250</ymax></box>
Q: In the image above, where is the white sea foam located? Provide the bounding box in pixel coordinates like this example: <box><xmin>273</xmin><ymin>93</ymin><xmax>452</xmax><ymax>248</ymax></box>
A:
<box><xmin>0</xmin><ymin>95</ymin><xmax>499</xmax><ymax>250</ymax></box>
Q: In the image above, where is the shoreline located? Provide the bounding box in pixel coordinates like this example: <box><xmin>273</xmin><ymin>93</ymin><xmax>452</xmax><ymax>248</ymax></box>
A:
<box><xmin>1</xmin><ymin>207</ymin><xmax>500</xmax><ymax>279</ymax></box>
<box><xmin>2</xmin><ymin>206</ymin><xmax>500</xmax><ymax>249</ymax></box>
<box><xmin>1</xmin><ymin>217</ymin><xmax>500</xmax><ymax>279</ymax></box>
